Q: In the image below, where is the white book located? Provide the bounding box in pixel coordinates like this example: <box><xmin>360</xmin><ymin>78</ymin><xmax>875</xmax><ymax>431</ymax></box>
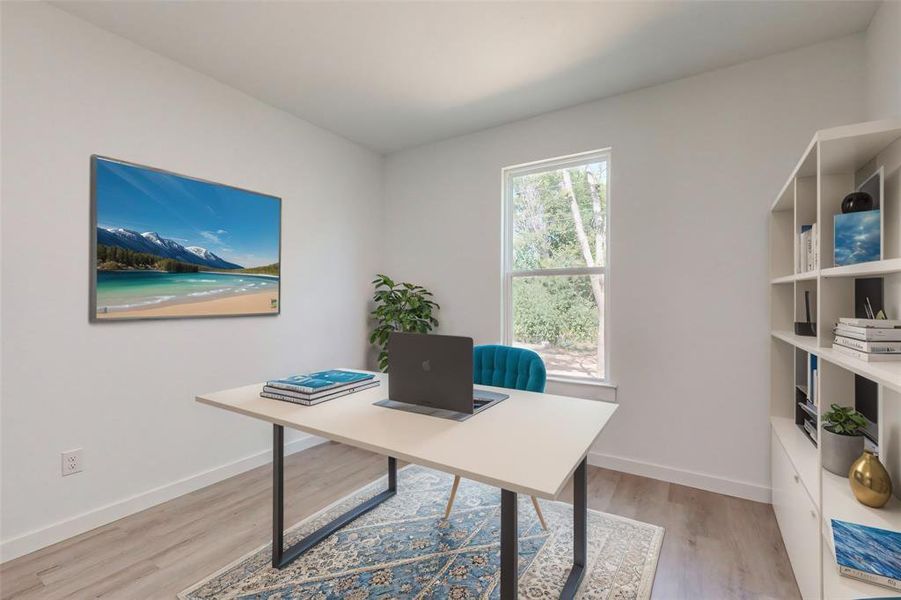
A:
<box><xmin>807</xmin><ymin>226</ymin><xmax>813</xmax><ymax>271</ymax></box>
<box><xmin>261</xmin><ymin>381</ymin><xmax>380</xmax><ymax>406</ymax></box>
<box><xmin>838</xmin><ymin>565</ymin><xmax>900</xmax><ymax>592</ymax></box>
<box><xmin>810</xmin><ymin>223</ymin><xmax>820</xmax><ymax>271</ymax></box>
<box><xmin>834</xmin><ymin>324</ymin><xmax>901</xmax><ymax>341</ymax></box>
<box><xmin>800</xmin><ymin>230</ymin><xmax>810</xmax><ymax>272</ymax></box>
<box><xmin>811</xmin><ymin>368</ymin><xmax>817</xmax><ymax>406</ymax></box>
<box><xmin>839</xmin><ymin>317</ymin><xmax>901</xmax><ymax>329</ymax></box>
<box><xmin>832</xmin><ymin>343</ymin><xmax>901</xmax><ymax>362</ymax></box>
<box><xmin>263</xmin><ymin>380</ymin><xmax>379</xmax><ymax>401</ymax></box>
<box><xmin>833</xmin><ymin>336</ymin><xmax>901</xmax><ymax>353</ymax></box>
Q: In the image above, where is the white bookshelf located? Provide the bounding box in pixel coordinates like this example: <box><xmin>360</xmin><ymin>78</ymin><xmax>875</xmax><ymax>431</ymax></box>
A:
<box><xmin>769</xmin><ymin>118</ymin><xmax>901</xmax><ymax>600</ymax></box>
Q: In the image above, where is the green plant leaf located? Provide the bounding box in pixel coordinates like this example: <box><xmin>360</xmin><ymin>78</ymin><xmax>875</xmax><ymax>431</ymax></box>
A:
<box><xmin>368</xmin><ymin>274</ymin><xmax>440</xmax><ymax>370</ymax></box>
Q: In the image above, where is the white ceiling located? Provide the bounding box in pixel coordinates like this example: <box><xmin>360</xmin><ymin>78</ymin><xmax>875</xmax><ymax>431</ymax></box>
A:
<box><xmin>57</xmin><ymin>1</ymin><xmax>879</xmax><ymax>153</ymax></box>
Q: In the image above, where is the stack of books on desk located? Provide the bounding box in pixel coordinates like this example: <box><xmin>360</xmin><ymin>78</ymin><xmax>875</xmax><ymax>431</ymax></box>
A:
<box><xmin>833</xmin><ymin>318</ymin><xmax>901</xmax><ymax>362</ymax></box>
<box><xmin>261</xmin><ymin>370</ymin><xmax>378</xmax><ymax>406</ymax></box>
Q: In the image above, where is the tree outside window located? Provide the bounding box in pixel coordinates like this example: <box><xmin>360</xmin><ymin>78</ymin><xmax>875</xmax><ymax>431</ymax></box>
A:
<box><xmin>504</xmin><ymin>151</ymin><xmax>609</xmax><ymax>380</ymax></box>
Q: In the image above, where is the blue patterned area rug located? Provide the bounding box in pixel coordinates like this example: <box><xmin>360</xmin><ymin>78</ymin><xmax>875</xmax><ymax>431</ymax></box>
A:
<box><xmin>179</xmin><ymin>465</ymin><xmax>664</xmax><ymax>599</ymax></box>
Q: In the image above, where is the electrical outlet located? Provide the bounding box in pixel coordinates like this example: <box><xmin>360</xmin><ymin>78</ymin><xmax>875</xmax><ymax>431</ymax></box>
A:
<box><xmin>61</xmin><ymin>449</ymin><xmax>83</xmax><ymax>476</ymax></box>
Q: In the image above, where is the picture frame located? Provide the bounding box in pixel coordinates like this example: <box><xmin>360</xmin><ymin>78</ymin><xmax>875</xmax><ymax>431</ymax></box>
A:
<box><xmin>90</xmin><ymin>155</ymin><xmax>282</xmax><ymax>321</ymax></box>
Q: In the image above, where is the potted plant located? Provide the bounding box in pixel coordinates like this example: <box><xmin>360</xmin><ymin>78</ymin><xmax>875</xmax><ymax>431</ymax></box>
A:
<box><xmin>369</xmin><ymin>274</ymin><xmax>439</xmax><ymax>372</ymax></box>
<box><xmin>821</xmin><ymin>404</ymin><xmax>868</xmax><ymax>476</ymax></box>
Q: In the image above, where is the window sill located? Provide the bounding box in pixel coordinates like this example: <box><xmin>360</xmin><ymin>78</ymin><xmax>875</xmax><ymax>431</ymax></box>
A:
<box><xmin>547</xmin><ymin>376</ymin><xmax>617</xmax><ymax>389</ymax></box>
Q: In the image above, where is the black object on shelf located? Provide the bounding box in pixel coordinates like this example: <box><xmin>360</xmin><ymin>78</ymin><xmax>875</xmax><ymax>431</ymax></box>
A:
<box><xmin>840</xmin><ymin>191</ymin><xmax>875</xmax><ymax>213</ymax></box>
<box><xmin>794</xmin><ymin>290</ymin><xmax>816</xmax><ymax>336</ymax></box>
<box><xmin>794</xmin><ymin>384</ymin><xmax>818</xmax><ymax>447</ymax></box>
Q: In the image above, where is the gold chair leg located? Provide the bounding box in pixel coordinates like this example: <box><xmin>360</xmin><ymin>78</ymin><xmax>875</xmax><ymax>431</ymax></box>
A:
<box><xmin>445</xmin><ymin>475</ymin><xmax>461</xmax><ymax>519</ymax></box>
<box><xmin>531</xmin><ymin>496</ymin><xmax>548</xmax><ymax>530</ymax></box>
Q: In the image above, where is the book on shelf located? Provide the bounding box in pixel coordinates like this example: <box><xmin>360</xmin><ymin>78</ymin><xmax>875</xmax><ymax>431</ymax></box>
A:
<box><xmin>838</xmin><ymin>317</ymin><xmax>901</xmax><ymax>329</ymax></box>
<box><xmin>267</xmin><ymin>370</ymin><xmax>375</xmax><ymax>394</ymax></box>
<box><xmin>802</xmin><ymin>419</ymin><xmax>817</xmax><ymax>441</ymax></box>
<box><xmin>797</xmin><ymin>223</ymin><xmax>818</xmax><ymax>272</ymax></box>
<box><xmin>830</xmin><ymin>519</ymin><xmax>901</xmax><ymax>592</ymax></box>
<box><xmin>798</xmin><ymin>400</ymin><xmax>817</xmax><ymax>419</ymax></box>
<box><xmin>833</xmin><ymin>336</ymin><xmax>901</xmax><ymax>353</ymax></box>
<box><xmin>834</xmin><ymin>323</ymin><xmax>901</xmax><ymax>341</ymax></box>
<box><xmin>811</xmin><ymin>223</ymin><xmax>817</xmax><ymax>270</ymax></box>
<box><xmin>810</xmin><ymin>355</ymin><xmax>817</xmax><ymax>407</ymax></box>
<box><xmin>798</xmin><ymin>224</ymin><xmax>817</xmax><ymax>273</ymax></box>
<box><xmin>261</xmin><ymin>381</ymin><xmax>380</xmax><ymax>406</ymax></box>
<box><xmin>832</xmin><ymin>343</ymin><xmax>901</xmax><ymax>362</ymax></box>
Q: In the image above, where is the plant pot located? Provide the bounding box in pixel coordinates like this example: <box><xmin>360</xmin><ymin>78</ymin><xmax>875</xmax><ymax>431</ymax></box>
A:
<box><xmin>821</xmin><ymin>427</ymin><xmax>864</xmax><ymax>476</ymax></box>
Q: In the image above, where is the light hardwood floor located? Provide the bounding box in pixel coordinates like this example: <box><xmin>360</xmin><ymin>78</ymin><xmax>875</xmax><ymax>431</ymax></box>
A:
<box><xmin>0</xmin><ymin>442</ymin><xmax>800</xmax><ymax>599</ymax></box>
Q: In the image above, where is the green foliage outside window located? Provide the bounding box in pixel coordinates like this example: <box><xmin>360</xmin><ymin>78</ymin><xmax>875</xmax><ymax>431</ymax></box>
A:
<box><xmin>511</xmin><ymin>163</ymin><xmax>606</xmax><ymax>347</ymax></box>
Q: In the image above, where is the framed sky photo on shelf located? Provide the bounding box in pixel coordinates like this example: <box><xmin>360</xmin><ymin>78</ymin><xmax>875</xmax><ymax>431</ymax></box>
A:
<box><xmin>90</xmin><ymin>156</ymin><xmax>281</xmax><ymax>321</ymax></box>
<box><xmin>834</xmin><ymin>210</ymin><xmax>881</xmax><ymax>266</ymax></box>
<box><xmin>833</xmin><ymin>168</ymin><xmax>884</xmax><ymax>268</ymax></box>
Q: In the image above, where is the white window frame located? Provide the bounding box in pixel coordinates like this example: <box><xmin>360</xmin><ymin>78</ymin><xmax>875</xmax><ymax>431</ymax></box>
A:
<box><xmin>500</xmin><ymin>148</ymin><xmax>612</xmax><ymax>384</ymax></box>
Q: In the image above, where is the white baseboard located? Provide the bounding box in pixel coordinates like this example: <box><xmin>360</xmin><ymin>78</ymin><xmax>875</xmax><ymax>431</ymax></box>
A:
<box><xmin>0</xmin><ymin>434</ymin><xmax>326</xmax><ymax>563</ymax></box>
<box><xmin>588</xmin><ymin>450</ymin><xmax>772</xmax><ymax>503</ymax></box>
<box><xmin>2</xmin><ymin>439</ymin><xmax>770</xmax><ymax>563</ymax></box>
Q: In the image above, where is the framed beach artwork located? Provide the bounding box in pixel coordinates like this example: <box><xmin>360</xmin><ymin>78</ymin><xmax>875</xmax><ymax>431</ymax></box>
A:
<box><xmin>91</xmin><ymin>156</ymin><xmax>281</xmax><ymax>321</ymax></box>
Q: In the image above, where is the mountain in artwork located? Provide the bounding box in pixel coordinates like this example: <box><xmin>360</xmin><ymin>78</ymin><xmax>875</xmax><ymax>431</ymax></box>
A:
<box><xmin>97</xmin><ymin>227</ymin><xmax>243</xmax><ymax>269</ymax></box>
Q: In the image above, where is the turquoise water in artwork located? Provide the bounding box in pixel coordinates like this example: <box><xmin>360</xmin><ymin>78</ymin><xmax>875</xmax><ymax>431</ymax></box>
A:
<box><xmin>96</xmin><ymin>271</ymin><xmax>278</xmax><ymax>312</ymax></box>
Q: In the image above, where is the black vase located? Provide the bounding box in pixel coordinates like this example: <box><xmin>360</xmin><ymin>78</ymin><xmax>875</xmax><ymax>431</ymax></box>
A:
<box><xmin>841</xmin><ymin>192</ymin><xmax>874</xmax><ymax>213</ymax></box>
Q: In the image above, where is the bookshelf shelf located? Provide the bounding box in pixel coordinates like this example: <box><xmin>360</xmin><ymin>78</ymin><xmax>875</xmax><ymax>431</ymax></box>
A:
<box><xmin>817</xmin><ymin>346</ymin><xmax>901</xmax><ymax>395</ymax></box>
<box><xmin>772</xmin><ymin>330</ymin><xmax>818</xmax><ymax>354</ymax></box>
<box><xmin>821</xmin><ymin>257</ymin><xmax>901</xmax><ymax>279</ymax></box>
<box><xmin>769</xmin><ymin>118</ymin><xmax>901</xmax><ymax>600</ymax></box>
<box><xmin>771</xmin><ymin>330</ymin><xmax>901</xmax><ymax>394</ymax></box>
<box><xmin>822</xmin><ymin>469</ymin><xmax>901</xmax><ymax>536</ymax></box>
<box><xmin>770</xmin><ymin>271</ymin><xmax>821</xmax><ymax>284</ymax></box>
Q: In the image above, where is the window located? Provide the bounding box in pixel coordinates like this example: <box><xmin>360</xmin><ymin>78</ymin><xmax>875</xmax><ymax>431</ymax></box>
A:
<box><xmin>502</xmin><ymin>150</ymin><xmax>610</xmax><ymax>381</ymax></box>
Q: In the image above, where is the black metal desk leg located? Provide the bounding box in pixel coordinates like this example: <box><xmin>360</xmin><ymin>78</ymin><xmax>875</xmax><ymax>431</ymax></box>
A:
<box><xmin>560</xmin><ymin>457</ymin><xmax>587</xmax><ymax>599</ymax></box>
<box><xmin>272</xmin><ymin>424</ymin><xmax>285</xmax><ymax>568</ymax></box>
<box><xmin>271</xmin><ymin>424</ymin><xmax>398</xmax><ymax>569</ymax></box>
<box><xmin>500</xmin><ymin>488</ymin><xmax>518</xmax><ymax>600</ymax></box>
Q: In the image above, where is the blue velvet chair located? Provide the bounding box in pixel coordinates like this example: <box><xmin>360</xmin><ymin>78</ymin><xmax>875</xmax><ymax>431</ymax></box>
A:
<box><xmin>444</xmin><ymin>344</ymin><xmax>549</xmax><ymax>528</ymax></box>
<box><xmin>473</xmin><ymin>344</ymin><xmax>547</xmax><ymax>393</ymax></box>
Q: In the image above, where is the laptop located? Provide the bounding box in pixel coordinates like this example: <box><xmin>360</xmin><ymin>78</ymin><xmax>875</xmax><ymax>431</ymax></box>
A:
<box><xmin>373</xmin><ymin>332</ymin><xmax>508</xmax><ymax>421</ymax></box>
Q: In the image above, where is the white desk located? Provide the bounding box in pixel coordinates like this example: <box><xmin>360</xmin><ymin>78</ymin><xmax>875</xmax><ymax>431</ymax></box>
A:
<box><xmin>196</xmin><ymin>371</ymin><xmax>617</xmax><ymax>599</ymax></box>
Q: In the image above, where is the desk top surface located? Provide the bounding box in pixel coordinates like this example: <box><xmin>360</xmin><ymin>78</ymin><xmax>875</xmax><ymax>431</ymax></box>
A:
<box><xmin>196</xmin><ymin>371</ymin><xmax>617</xmax><ymax>499</ymax></box>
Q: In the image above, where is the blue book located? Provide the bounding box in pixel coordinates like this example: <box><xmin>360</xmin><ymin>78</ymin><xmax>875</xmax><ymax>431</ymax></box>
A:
<box><xmin>267</xmin><ymin>370</ymin><xmax>374</xmax><ymax>394</ymax></box>
<box><xmin>831</xmin><ymin>519</ymin><xmax>901</xmax><ymax>591</ymax></box>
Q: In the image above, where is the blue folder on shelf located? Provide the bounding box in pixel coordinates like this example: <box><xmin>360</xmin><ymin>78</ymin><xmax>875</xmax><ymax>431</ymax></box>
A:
<box><xmin>831</xmin><ymin>519</ymin><xmax>901</xmax><ymax>592</ymax></box>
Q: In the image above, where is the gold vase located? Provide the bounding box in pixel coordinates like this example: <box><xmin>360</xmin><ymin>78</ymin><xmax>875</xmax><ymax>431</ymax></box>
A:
<box><xmin>848</xmin><ymin>450</ymin><xmax>893</xmax><ymax>508</ymax></box>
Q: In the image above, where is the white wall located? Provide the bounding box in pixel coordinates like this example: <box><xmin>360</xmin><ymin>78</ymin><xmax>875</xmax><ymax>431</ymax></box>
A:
<box><xmin>0</xmin><ymin>3</ymin><xmax>383</xmax><ymax>560</ymax></box>
<box><xmin>866</xmin><ymin>0</ymin><xmax>901</xmax><ymax>120</ymax></box>
<box><xmin>382</xmin><ymin>35</ymin><xmax>867</xmax><ymax>502</ymax></box>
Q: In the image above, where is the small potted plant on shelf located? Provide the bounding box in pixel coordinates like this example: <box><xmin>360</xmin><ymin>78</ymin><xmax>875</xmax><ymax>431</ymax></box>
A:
<box><xmin>821</xmin><ymin>404</ymin><xmax>868</xmax><ymax>476</ymax></box>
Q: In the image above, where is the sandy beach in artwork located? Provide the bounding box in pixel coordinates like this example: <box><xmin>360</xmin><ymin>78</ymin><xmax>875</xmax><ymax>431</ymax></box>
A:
<box><xmin>96</xmin><ymin>289</ymin><xmax>278</xmax><ymax>319</ymax></box>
